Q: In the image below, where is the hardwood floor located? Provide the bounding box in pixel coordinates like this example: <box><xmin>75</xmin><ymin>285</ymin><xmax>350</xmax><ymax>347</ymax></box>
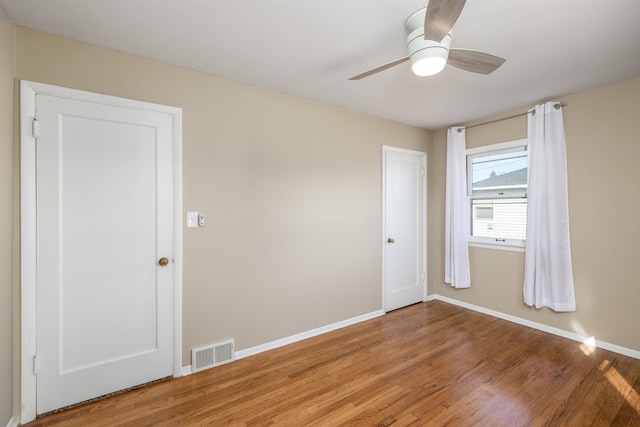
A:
<box><xmin>24</xmin><ymin>300</ymin><xmax>640</xmax><ymax>426</ymax></box>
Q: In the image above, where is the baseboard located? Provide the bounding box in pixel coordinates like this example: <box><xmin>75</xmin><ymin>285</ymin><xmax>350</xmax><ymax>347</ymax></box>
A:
<box><xmin>235</xmin><ymin>309</ymin><xmax>385</xmax><ymax>360</ymax></box>
<box><xmin>6</xmin><ymin>416</ymin><xmax>19</xmax><ymax>427</ymax></box>
<box><xmin>430</xmin><ymin>294</ymin><xmax>640</xmax><ymax>360</ymax></box>
<box><xmin>181</xmin><ymin>296</ymin><xmax>639</xmax><ymax>374</ymax></box>
<box><xmin>180</xmin><ymin>309</ymin><xmax>385</xmax><ymax>376</ymax></box>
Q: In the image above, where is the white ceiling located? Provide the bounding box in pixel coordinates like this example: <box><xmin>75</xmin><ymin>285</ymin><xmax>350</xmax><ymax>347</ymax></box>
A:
<box><xmin>2</xmin><ymin>0</ymin><xmax>640</xmax><ymax>129</ymax></box>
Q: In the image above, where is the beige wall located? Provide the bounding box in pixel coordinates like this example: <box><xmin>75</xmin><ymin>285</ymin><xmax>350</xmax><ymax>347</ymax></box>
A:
<box><xmin>429</xmin><ymin>76</ymin><xmax>640</xmax><ymax>352</ymax></box>
<box><xmin>14</xmin><ymin>27</ymin><xmax>431</xmax><ymax>370</ymax></box>
<box><xmin>0</xmin><ymin>14</ymin><xmax>15</xmax><ymax>426</ymax></box>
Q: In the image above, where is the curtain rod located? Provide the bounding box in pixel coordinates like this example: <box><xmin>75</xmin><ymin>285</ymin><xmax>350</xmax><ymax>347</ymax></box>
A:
<box><xmin>457</xmin><ymin>102</ymin><xmax>566</xmax><ymax>133</ymax></box>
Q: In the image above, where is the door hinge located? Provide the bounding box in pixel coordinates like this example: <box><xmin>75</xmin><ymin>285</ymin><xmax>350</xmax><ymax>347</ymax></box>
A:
<box><xmin>32</xmin><ymin>119</ymin><xmax>39</xmax><ymax>138</ymax></box>
<box><xmin>421</xmin><ymin>272</ymin><xmax>426</xmax><ymax>282</ymax></box>
<box><xmin>33</xmin><ymin>354</ymin><xmax>39</xmax><ymax>375</ymax></box>
<box><xmin>421</xmin><ymin>167</ymin><xmax>426</xmax><ymax>177</ymax></box>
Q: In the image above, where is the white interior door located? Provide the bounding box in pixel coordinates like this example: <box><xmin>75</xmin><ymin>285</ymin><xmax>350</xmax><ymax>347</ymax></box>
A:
<box><xmin>383</xmin><ymin>146</ymin><xmax>426</xmax><ymax>312</ymax></box>
<box><xmin>34</xmin><ymin>92</ymin><xmax>175</xmax><ymax>414</ymax></box>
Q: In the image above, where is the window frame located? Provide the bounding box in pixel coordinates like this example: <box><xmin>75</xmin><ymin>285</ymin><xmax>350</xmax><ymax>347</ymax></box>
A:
<box><xmin>466</xmin><ymin>139</ymin><xmax>528</xmax><ymax>250</ymax></box>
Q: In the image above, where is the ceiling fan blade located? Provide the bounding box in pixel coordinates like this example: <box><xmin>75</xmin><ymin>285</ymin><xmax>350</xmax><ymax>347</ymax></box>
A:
<box><xmin>424</xmin><ymin>0</ymin><xmax>466</xmax><ymax>42</ymax></box>
<box><xmin>448</xmin><ymin>49</ymin><xmax>506</xmax><ymax>74</ymax></box>
<box><xmin>349</xmin><ymin>57</ymin><xmax>410</xmax><ymax>80</ymax></box>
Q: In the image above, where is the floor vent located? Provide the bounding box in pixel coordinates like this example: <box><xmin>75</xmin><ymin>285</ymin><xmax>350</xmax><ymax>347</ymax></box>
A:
<box><xmin>192</xmin><ymin>339</ymin><xmax>235</xmax><ymax>373</ymax></box>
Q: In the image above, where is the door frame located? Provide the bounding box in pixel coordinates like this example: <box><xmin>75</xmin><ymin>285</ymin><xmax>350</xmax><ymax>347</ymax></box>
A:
<box><xmin>19</xmin><ymin>80</ymin><xmax>183</xmax><ymax>423</ymax></box>
<box><xmin>381</xmin><ymin>145</ymin><xmax>428</xmax><ymax>311</ymax></box>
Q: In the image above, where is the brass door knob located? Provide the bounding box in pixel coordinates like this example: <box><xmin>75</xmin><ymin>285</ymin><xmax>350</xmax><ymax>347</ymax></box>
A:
<box><xmin>387</xmin><ymin>238</ymin><xmax>395</xmax><ymax>244</ymax></box>
<box><xmin>158</xmin><ymin>257</ymin><xmax>169</xmax><ymax>266</ymax></box>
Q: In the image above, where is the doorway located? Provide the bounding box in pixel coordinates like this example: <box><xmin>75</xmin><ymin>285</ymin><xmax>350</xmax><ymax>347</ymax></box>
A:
<box><xmin>382</xmin><ymin>146</ymin><xmax>427</xmax><ymax>311</ymax></box>
<box><xmin>20</xmin><ymin>81</ymin><xmax>183</xmax><ymax>422</ymax></box>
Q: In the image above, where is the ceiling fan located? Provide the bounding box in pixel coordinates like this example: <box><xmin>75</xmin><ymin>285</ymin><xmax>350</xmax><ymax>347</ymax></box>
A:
<box><xmin>349</xmin><ymin>0</ymin><xmax>505</xmax><ymax>80</ymax></box>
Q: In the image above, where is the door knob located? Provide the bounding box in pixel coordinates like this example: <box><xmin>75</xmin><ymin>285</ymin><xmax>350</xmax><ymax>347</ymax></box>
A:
<box><xmin>158</xmin><ymin>257</ymin><xmax>169</xmax><ymax>266</ymax></box>
<box><xmin>387</xmin><ymin>238</ymin><xmax>395</xmax><ymax>244</ymax></box>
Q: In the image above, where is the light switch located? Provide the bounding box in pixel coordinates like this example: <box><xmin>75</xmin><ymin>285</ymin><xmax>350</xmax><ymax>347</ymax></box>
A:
<box><xmin>187</xmin><ymin>211</ymin><xmax>199</xmax><ymax>228</ymax></box>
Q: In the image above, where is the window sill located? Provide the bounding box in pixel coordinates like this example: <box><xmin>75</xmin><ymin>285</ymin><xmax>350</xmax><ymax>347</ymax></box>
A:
<box><xmin>468</xmin><ymin>242</ymin><xmax>525</xmax><ymax>252</ymax></box>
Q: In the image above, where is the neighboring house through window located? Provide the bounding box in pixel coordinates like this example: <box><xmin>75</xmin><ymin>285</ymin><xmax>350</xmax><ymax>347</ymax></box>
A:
<box><xmin>467</xmin><ymin>139</ymin><xmax>527</xmax><ymax>248</ymax></box>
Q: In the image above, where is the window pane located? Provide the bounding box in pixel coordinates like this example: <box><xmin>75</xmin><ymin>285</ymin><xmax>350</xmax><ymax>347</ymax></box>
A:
<box><xmin>471</xmin><ymin>199</ymin><xmax>527</xmax><ymax>240</ymax></box>
<box><xmin>471</xmin><ymin>149</ymin><xmax>527</xmax><ymax>197</ymax></box>
<box><xmin>475</xmin><ymin>206</ymin><xmax>494</xmax><ymax>220</ymax></box>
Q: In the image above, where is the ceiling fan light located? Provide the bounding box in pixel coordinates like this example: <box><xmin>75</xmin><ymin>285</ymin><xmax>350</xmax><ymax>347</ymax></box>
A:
<box><xmin>412</xmin><ymin>55</ymin><xmax>447</xmax><ymax>76</ymax></box>
<box><xmin>410</xmin><ymin>47</ymin><xmax>449</xmax><ymax>76</ymax></box>
<box><xmin>406</xmin><ymin>15</ymin><xmax>452</xmax><ymax>77</ymax></box>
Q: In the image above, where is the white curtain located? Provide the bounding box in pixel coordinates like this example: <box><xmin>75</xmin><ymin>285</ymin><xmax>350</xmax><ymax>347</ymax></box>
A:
<box><xmin>445</xmin><ymin>127</ymin><xmax>471</xmax><ymax>288</ymax></box>
<box><xmin>524</xmin><ymin>102</ymin><xmax>576</xmax><ymax>311</ymax></box>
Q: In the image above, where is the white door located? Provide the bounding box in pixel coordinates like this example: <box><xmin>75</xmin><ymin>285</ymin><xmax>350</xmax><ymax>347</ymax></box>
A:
<box><xmin>383</xmin><ymin>146</ymin><xmax>426</xmax><ymax>312</ymax></box>
<box><xmin>35</xmin><ymin>93</ymin><xmax>175</xmax><ymax>414</ymax></box>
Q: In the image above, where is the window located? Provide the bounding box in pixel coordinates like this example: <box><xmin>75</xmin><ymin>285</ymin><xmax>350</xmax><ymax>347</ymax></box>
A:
<box><xmin>474</xmin><ymin>205</ymin><xmax>494</xmax><ymax>220</ymax></box>
<box><xmin>467</xmin><ymin>139</ymin><xmax>527</xmax><ymax>247</ymax></box>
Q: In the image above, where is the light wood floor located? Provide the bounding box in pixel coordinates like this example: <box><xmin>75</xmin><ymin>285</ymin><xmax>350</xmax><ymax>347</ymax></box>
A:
<box><xmin>25</xmin><ymin>300</ymin><xmax>640</xmax><ymax>426</ymax></box>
